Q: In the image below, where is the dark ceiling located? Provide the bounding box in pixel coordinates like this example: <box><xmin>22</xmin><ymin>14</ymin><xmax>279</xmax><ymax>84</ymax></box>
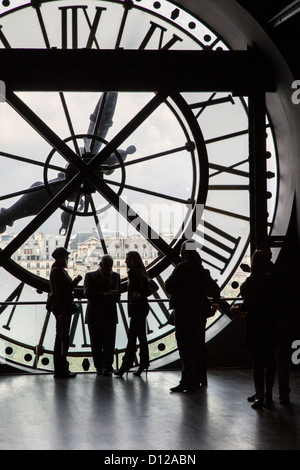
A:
<box><xmin>236</xmin><ymin>0</ymin><xmax>300</xmax><ymax>77</ymax></box>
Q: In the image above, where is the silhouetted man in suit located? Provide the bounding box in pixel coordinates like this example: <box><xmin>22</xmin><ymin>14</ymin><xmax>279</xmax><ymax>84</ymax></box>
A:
<box><xmin>84</xmin><ymin>255</ymin><xmax>121</xmax><ymax>376</ymax></box>
<box><xmin>165</xmin><ymin>240</ymin><xmax>220</xmax><ymax>391</ymax></box>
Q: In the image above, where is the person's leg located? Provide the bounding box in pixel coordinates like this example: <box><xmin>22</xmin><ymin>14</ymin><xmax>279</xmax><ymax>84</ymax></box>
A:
<box><xmin>102</xmin><ymin>322</ymin><xmax>117</xmax><ymax>374</ymax></box>
<box><xmin>265</xmin><ymin>348</ymin><xmax>276</xmax><ymax>407</ymax></box>
<box><xmin>277</xmin><ymin>344</ymin><xmax>291</xmax><ymax>403</ymax></box>
<box><xmin>88</xmin><ymin>322</ymin><xmax>104</xmax><ymax>373</ymax></box>
<box><xmin>195</xmin><ymin>317</ymin><xmax>207</xmax><ymax>386</ymax></box>
<box><xmin>54</xmin><ymin>317</ymin><xmax>72</xmax><ymax>376</ymax></box>
<box><xmin>120</xmin><ymin>317</ymin><xmax>138</xmax><ymax>370</ymax></box>
<box><xmin>251</xmin><ymin>347</ymin><xmax>265</xmax><ymax>407</ymax></box>
<box><xmin>174</xmin><ymin>317</ymin><xmax>196</xmax><ymax>390</ymax></box>
<box><xmin>136</xmin><ymin>317</ymin><xmax>149</xmax><ymax>368</ymax></box>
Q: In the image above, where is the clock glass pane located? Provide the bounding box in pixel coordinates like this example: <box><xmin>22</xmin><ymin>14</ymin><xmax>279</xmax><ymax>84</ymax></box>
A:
<box><xmin>0</xmin><ymin>0</ymin><xmax>279</xmax><ymax>372</ymax></box>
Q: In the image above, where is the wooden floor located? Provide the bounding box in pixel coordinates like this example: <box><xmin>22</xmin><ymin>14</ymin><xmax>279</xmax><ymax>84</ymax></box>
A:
<box><xmin>0</xmin><ymin>368</ymin><xmax>300</xmax><ymax>451</ymax></box>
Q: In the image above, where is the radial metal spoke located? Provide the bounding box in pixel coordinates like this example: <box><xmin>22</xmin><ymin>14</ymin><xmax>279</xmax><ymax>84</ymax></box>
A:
<box><xmin>205</xmin><ymin>129</ymin><xmax>248</xmax><ymax>145</ymax></box>
<box><xmin>0</xmin><ymin>179</ymin><xmax>64</xmax><ymax>202</ymax></box>
<box><xmin>208</xmin><ymin>184</ymin><xmax>249</xmax><ymax>190</ymax></box>
<box><xmin>89</xmin><ymin>91</ymin><xmax>108</xmax><ymax>154</ymax></box>
<box><xmin>205</xmin><ymin>205</ymin><xmax>250</xmax><ymax>221</ymax></box>
<box><xmin>0</xmin><ymin>150</ymin><xmax>65</xmax><ymax>173</ymax></box>
<box><xmin>64</xmin><ymin>191</ymin><xmax>81</xmax><ymax>248</ymax></box>
<box><xmin>209</xmin><ymin>160</ymin><xmax>249</xmax><ymax>178</ymax></box>
<box><xmin>105</xmin><ymin>178</ymin><xmax>191</xmax><ymax>205</ymax></box>
<box><xmin>89</xmin><ymin>196</ymin><xmax>108</xmax><ymax>254</ymax></box>
<box><xmin>84</xmin><ymin>194</ymin><xmax>93</xmax><ymax>215</ymax></box>
<box><xmin>59</xmin><ymin>92</ymin><xmax>81</xmax><ymax>156</ymax></box>
<box><xmin>109</xmin><ymin>144</ymin><xmax>191</xmax><ymax>170</ymax></box>
<box><xmin>0</xmin><ymin>91</ymin><xmax>88</xmax><ymax>262</ymax></box>
<box><xmin>34</xmin><ymin>0</ymin><xmax>81</xmax><ymax>158</ymax></box>
<box><xmin>0</xmin><ymin>90</ymin><xmax>169</xmax><ymax>265</ymax></box>
<box><xmin>88</xmin><ymin>173</ymin><xmax>181</xmax><ymax>265</ymax></box>
<box><xmin>6</xmin><ymin>90</ymin><xmax>85</xmax><ymax>172</ymax></box>
<box><xmin>87</xmin><ymin>92</ymin><xmax>169</xmax><ymax>173</ymax></box>
<box><xmin>0</xmin><ymin>173</ymin><xmax>83</xmax><ymax>265</ymax></box>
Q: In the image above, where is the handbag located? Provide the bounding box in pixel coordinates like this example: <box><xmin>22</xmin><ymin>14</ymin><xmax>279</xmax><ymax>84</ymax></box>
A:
<box><xmin>71</xmin><ymin>302</ymin><xmax>79</xmax><ymax>315</ymax></box>
<box><xmin>46</xmin><ymin>292</ymin><xmax>53</xmax><ymax>312</ymax></box>
<box><xmin>46</xmin><ymin>292</ymin><xmax>79</xmax><ymax>316</ymax></box>
<box><xmin>168</xmin><ymin>310</ymin><xmax>175</xmax><ymax>326</ymax></box>
<box><xmin>147</xmin><ymin>278</ymin><xmax>159</xmax><ymax>297</ymax></box>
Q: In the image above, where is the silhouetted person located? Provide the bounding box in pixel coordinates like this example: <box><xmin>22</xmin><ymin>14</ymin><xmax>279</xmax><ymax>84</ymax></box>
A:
<box><xmin>50</xmin><ymin>247</ymin><xmax>82</xmax><ymax>378</ymax></box>
<box><xmin>165</xmin><ymin>240</ymin><xmax>220</xmax><ymax>392</ymax></box>
<box><xmin>258</xmin><ymin>244</ymin><xmax>290</xmax><ymax>404</ymax></box>
<box><xmin>84</xmin><ymin>255</ymin><xmax>121</xmax><ymax>376</ymax></box>
<box><xmin>115</xmin><ymin>251</ymin><xmax>149</xmax><ymax>377</ymax></box>
<box><xmin>238</xmin><ymin>250</ymin><xmax>283</xmax><ymax>409</ymax></box>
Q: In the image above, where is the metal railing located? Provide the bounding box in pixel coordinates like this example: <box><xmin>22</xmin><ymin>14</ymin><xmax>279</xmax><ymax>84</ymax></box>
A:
<box><xmin>0</xmin><ymin>297</ymin><xmax>238</xmax><ymax>373</ymax></box>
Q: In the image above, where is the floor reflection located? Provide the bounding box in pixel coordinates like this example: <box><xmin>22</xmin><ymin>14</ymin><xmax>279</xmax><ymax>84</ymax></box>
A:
<box><xmin>0</xmin><ymin>369</ymin><xmax>300</xmax><ymax>450</ymax></box>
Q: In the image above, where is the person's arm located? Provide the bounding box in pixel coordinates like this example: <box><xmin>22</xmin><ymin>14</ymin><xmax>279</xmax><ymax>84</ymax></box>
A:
<box><xmin>107</xmin><ymin>273</ymin><xmax>121</xmax><ymax>299</ymax></box>
<box><xmin>72</xmin><ymin>275</ymin><xmax>82</xmax><ymax>287</ymax></box>
<box><xmin>165</xmin><ymin>265</ymin><xmax>182</xmax><ymax>295</ymax></box>
<box><xmin>84</xmin><ymin>273</ymin><xmax>101</xmax><ymax>300</ymax></box>
<box><xmin>230</xmin><ymin>280</ymin><xmax>247</xmax><ymax>317</ymax></box>
<box><xmin>51</xmin><ymin>268</ymin><xmax>73</xmax><ymax>320</ymax></box>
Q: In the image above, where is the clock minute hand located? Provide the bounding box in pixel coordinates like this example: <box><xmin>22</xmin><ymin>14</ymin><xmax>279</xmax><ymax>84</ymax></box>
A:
<box><xmin>56</xmin><ymin>92</ymin><xmax>118</xmax><ymax>235</ymax></box>
<box><xmin>84</xmin><ymin>92</ymin><xmax>136</xmax><ymax>175</ymax></box>
<box><xmin>84</xmin><ymin>91</ymin><xmax>118</xmax><ymax>155</ymax></box>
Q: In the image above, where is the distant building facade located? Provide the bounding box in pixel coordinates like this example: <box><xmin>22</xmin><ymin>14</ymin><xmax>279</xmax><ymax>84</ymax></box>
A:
<box><xmin>1</xmin><ymin>230</ymin><xmax>173</xmax><ymax>280</ymax></box>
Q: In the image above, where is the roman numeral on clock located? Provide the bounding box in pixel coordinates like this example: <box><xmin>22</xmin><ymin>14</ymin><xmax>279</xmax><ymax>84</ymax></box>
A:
<box><xmin>196</xmin><ymin>221</ymin><xmax>241</xmax><ymax>273</ymax></box>
<box><xmin>0</xmin><ymin>25</ymin><xmax>10</xmax><ymax>48</ymax></box>
<box><xmin>59</xmin><ymin>5</ymin><xmax>106</xmax><ymax>49</ymax></box>
<box><xmin>0</xmin><ymin>282</ymin><xmax>24</xmax><ymax>330</ymax></box>
<box><xmin>138</xmin><ymin>20</ymin><xmax>183</xmax><ymax>50</ymax></box>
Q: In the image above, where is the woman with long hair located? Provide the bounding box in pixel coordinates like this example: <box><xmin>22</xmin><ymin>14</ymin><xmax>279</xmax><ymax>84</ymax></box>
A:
<box><xmin>115</xmin><ymin>251</ymin><xmax>150</xmax><ymax>377</ymax></box>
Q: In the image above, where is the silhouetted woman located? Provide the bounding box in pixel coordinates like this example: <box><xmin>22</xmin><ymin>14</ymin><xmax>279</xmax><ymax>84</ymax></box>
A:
<box><xmin>115</xmin><ymin>251</ymin><xmax>149</xmax><ymax>377</ymax></box>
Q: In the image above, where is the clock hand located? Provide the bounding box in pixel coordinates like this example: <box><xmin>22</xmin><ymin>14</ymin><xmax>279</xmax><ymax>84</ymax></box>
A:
<box><xmin>0</xmin><ymin>91</ymin><xmax>120</xmax><ymax>234</ymax></box>
<box><xmin>77</xmin><ymin>91</ymin><xmax>182</xmax><ymax>262</ymax></box>
<box><xmin>101</xmin><ymin>145</ymin><xmax>136</xmax><ymax>175</ymax></box>
<box><xmin>0</xmin><ymin>91</ymin><xmax>167</xmax><ymax>264</ymax></box>
<box><xmin>84</xmin><ymin>91</ymin><xmax>118</xmax><ymax>155</ymax></box>
<box><xmin>58</xmin><ymin>92</ymin><xmax>117</xmax><ymax>231</ymax></box>
<box><xmin>0</xmin><ymin>89</ymin><xmax>86</xmax><ymax>237</ymax></box>
<box><xmin>87</xmin><ymin>92</ymin><xmax>168</xmax><ymax>173</ymax></box>
<box><xmin>84</xmin><ymin>91</ymin><xmax>136</xmax><ymax>174</ymax></box>
<box><xmin>0</xmin><ymin>88</ymin><xmax>100</xmax><ymax>235</ymax></box>
<box><xmin>0</xmin><ymin>176</ymin><xmax>65</xmax><ymax>234</ymax></box>
<box><xmin>0</xmin><ymin>91</ymin><xmax>137</xmax><ymax>234</ymax></box>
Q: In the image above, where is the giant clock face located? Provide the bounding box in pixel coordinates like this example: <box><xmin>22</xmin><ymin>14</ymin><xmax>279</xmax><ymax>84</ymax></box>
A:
<box><xmin>0</xmin><ymin>0</ymin><xmax>281</xmax><ymax>372</ymax></box>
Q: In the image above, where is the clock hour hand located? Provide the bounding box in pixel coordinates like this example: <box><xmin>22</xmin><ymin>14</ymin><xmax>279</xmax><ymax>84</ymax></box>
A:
<box><xmin>0</xmin><ymin>176</ymin><xmax>65</xmax><ymax>234</ymax></box>
<box><xmin>101</xmin><ymin>144</ymin><xmax>136</xmax><ymax>175</ymax></box>
<box><xmin>0</xmin><ymin>92</ymin><xmax>135</xmax><ymax>234</ymax></box>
